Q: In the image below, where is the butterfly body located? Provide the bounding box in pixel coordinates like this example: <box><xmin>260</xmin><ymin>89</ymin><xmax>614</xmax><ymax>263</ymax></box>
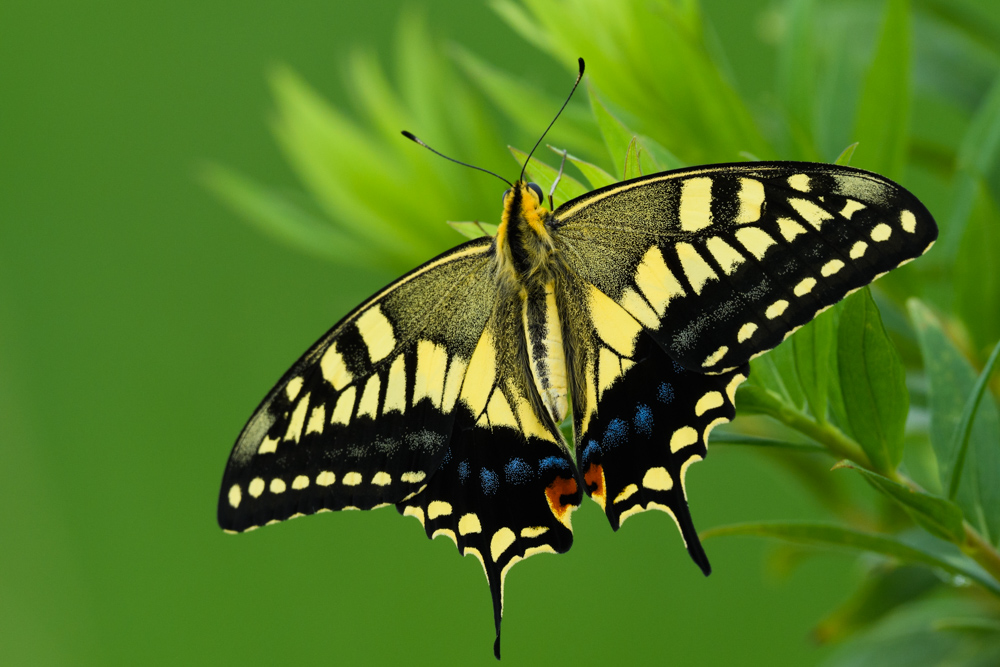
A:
<box><xmin>219</xmin><ymin>161</ymin><xmax>936</xmax><ymax>658</ymax></box>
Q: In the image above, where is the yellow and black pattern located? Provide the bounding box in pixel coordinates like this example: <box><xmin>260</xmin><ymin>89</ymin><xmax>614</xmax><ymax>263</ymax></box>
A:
<box><xmin>219</xmin><ymin>161</ymin><xmax>936</xmax><ymax>659</ymax></box>
<box><xmin>554</xmin><ymin>162</ymin><xmax>937</xmax><ymax>373</ymax></box>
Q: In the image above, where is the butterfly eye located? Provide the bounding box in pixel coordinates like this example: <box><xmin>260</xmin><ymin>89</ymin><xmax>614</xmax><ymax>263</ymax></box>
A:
<box><xmin>501</xmin><ymin>188</ymin><xmax>511</xmax><ymax>205</ymax></box>
<box><xmin>527</xmin><ymin>183</ymin><xmax>544</xmax><ymax>204</ymax></box>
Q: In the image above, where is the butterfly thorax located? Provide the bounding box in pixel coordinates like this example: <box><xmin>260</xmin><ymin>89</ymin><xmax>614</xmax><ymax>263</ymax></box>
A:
<box><xmin>495</xmin><ymin>182</ymin><xmax>570</xmax><ymax>426</ymax></box>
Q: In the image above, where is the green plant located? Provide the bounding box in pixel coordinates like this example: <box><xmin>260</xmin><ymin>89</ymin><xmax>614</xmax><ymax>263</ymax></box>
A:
<box><xmin>203</xmin><ymin>0</ymin><xmax>1000</xmax><ymax>663</ymax></box>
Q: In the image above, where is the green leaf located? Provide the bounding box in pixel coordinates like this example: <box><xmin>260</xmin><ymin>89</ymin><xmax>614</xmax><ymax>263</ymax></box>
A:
<box><xmin>750</xmin><ymin>340</ymin><xmax>807</xmax><ymax>411</ymax></box>
<box><xmin>622</xmin><ymin>137</ymin><xmax>642</xmax><ymax>180</ymax></box>
<box><xmin>832</xmin><ymin>461</ymin><xmax>965</xmax><ymax>543</ymax></box>
<box><xmin>947</xmin><ymin>339</ymin><xmax>1000</xmax><ymax>500</ymax></box>
<box><xmin>556</xmin><ymin>148</ymin><xmax>617</xmax><ymax>189</ymax></box>
<box><xmin>708</xmin><ymin>432</ymin><xmax>826</xmax><ymax>452</ymax></box>
<box><xmin>792</xmin><ymin>308</ymin><xmax>836</xmax><ymax>423</ymax></box>
<box><xmin>700</xmin><ymin>521</ymin><xmax>1000</xmax><ymax>597</ymax></box>
<box><xmin>588</xmin><ymin>85</ymin><xmax>636</xmax><ymax>179</ymax></box>
<box><xmin>834</xmin><ymin>142</ymin><xmax>859</xmax><ymax>166</ymax></box>
<box><xmin>199</xmin><ymin>164</ymin><xmax>385</xmax><ymax>269</ymax></box>
<box><xmin>733</xmin><ymin>384</ymin><xmax>788</xmax><ymax>417</ymax></box>
<box><xmin>813</xmin><ymin>564</ymin><xmax>940</xmax><ymax>644</ymax></box>
<box><xmin>776</xmin><ymin>0</ymin><xmax>821</xmax><ymax>160</ymax></box>
<box><xmin>837</xmin><ymin>288</ymin><xmax>908</xmax><ymax>474</ymax></box>
<box><xmin>940</xmin><ymin>71</ymin><xmax>1000</xmax><ymax>258</ymax></box>
<box><xmin>954</xmin><ymin>188</ymin><xmax>1000</xmax><ymax>353</ymax></box>
<box><xmin>508</xmin><ymin>146</ymin><xmax>588</xmax><ymax>204</ymax></box>
<box><xmin>909</xmin><ymin>299</ymin><xmax>1000</xmax><ymax>545</ymax></box>
<box><xmin>850</xmin><ymin>0</ymin><xmax>913</xmax><ymax>180</ymax></box>
<box><xmin>451</xmin><ymin>46</ymin><xmax>604</xmax><ymax>160</ymax></box>
<box><xmin>446</xmin><ymin>221</ymin><xmax>497</xmax><ymax>239</ymax></box>
<box><xmin>635</xmin><ymin>134</ymin><xmax>685</xmax><ymax>171</ymax></box>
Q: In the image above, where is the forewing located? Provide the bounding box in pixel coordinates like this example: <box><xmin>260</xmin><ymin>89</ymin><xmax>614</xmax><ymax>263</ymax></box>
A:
<box><xmin>553</xmin><ymin>162</ymin><xmax>937</xmax><ymax>373</ymax></box>
<box><xmin>395</xmin><ymin>293</ymin><xmax>582</xmax><ymax>659</ymax></box>
<box><xmin>218</xmin><ymin>238</ymin><xmax>495</xmax><ymax>532</ymax></box>
<box><xmin>560</xmin><ymin>272</ymin><xmax>744</xmax><ymax>574</ymax></box>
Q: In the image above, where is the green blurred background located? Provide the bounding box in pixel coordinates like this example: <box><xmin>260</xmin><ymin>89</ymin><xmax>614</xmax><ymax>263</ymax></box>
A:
<box><xmin>1</xmin><ymin>0</ymin><xmax>984</xmax><ymax>664</ymax></box>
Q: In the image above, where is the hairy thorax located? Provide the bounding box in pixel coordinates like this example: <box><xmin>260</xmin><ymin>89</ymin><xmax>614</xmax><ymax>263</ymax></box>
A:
<box><xmin>495</xmin><ymin>183</ymin><xmax>571</xmax><ymax>427</ymax></box>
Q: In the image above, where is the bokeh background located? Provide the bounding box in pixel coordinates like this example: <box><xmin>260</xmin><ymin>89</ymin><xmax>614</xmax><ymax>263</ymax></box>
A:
<box><xmin>2</xmin><ymin>0</ymin><xmax>996</xmax><ymax>665</ymax></box>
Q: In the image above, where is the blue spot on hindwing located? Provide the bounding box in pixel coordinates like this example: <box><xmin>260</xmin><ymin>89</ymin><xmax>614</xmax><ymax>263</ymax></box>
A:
<box><xmin>440</xmin><ymin>447</ymin><xmax>452</xmax><ymax>465</ymax></box>
<box><xmin>582</xmin><ymin>439</ymin><xmax>600</xmax><ymax>465</ymax></box>
<box><xmin>480</xmin><ymin>468</ymin><xmax>499</xmax><ymax>495</ymax></box>
<box><xmin>672</xmin><ymin>360</ymin><xmax>686</xmax><ymax>374</ymax></box>
<box><xmin>657</xmin><ymin>382</ymin><xmax>675</xmax><ymax>404</ymax></box>
<box><xmin>634</xmin><ymin>404</ymin><xmax>654</xmax><ymax>436</ymax></box>
<box><xmin>457</xmin><ymin>460</ymin><xmax>470</xmax><ymax>483</ymax></box>
<box><xmin>504</xmin><ymin>458</ymin><xmax>532</xmax><ymax>484</ymax></box>
<box><xmin>602</xmin><ymin>418</ymin><xmax>628</xmax><ymax>449</ymax></box>
<box><xmin>539</xmin><ymin>456</ymin><xmax>569</xmax><ymax>475</ymax></box>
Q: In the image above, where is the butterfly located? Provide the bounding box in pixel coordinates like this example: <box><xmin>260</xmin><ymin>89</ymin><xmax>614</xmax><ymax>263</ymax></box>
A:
<box><xmin>217</xmin><ymin>59</ymin><xmax>937</xmax><ymax>659</ymax></box>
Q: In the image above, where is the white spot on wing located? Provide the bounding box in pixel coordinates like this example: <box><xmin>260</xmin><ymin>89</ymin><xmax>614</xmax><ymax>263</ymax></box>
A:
<box><xmin>788</xmin><ymin>197</ymin><xmax>833</xmax><ymax>230</ymax></box>
<box><xmin>343</xmin><ymin>472</ymin><xmax>362</xmax><ymax>486</ymax></box>
<box><xmin>736</xmin><ymin>178</ymin><xmax>765</xmax><ymax>223</ymax></box>
<box><xmin>330</xmin><ymin>386</ymin><xmax>356</xmax><ymax>425</ymax></box>
<box><xmin>372</xmin><ymin>472</ymin><xmax>391</xmax><ymax>486</ymax></box>
<box><xmin>694</xmin><ymin>391</ymin><xmax>724</xmax><ymax>416</ymax></box>
<box><xmin>355</xmin><ymin>305</ymin><xmax>396</xmax><ymax>364</ymax></box>
<box><xmin>840</xmin><ymin>199</ymin><xmax>866</xmax><ymax>219</ymax></box>
<box><xmin>670</xmin><ymin>426</ymin><xmax>699</xmax><ymax>453</ymax></box>
<box><xmin>269</xmin><ymin>478</ymin><xmax>286</xmax><ymax>494</ymax></box>
<box><xmin>316</xmin><ymin>471</ymin><xmax>336</xmax><ymax>486</ymax></box>
<box><xmin>320</xmin><ymin>343</ymin><xmax>352</xmax><ymax>391</ymax></box>
<box><xmin>491</xmin><ymin>527</ymin><xmax>516</xmax><ymax>562</ymax></box>
<box><xmin>249</xmin><ymin>477</ymin><xmax>265</xmax><ymax>498</ymax></box>
<box><xmin>794</xmin><ymin>277</ymin><xmax>817</xmax><ymax>296</ymax></box>
<box><xmin>634</xmin><ymin>246</ymin><xmax>684</xmax><ymax>317</ymax></box>
<box><xmin>900</xmin><ymin>210</ymin><xmax>917</xmax><ymax>233</ymax></box>
<box><xmin>850</xmin><ymin>241</ymin><xmax>868</xmax><ymax>259</ymax></box>
<box><xmin>384</xmin><ymin>355</ymin><xmax>407</xmax><ymax>414</ymax></box>
<box><xmin>821</xmin><ymin>259</ymin><xmax>845</xmax><ymax>276</ymax></box>
<box><xmin>459</xmin><ymin>513</ymin><xmax>482</xmax><ymax>535</ymax></box>
<box><xmin>679</xmin><ymin>177</ymin><xmax>713</xmax><ymax>231</ymax></box>
<box><xmin>737</xmin><ymin>322</ymin><xmax>758</xmax><ymax>343</ymax></box>
<box><xmin>285</xmin><ymin>376</ymin><xmax>304</xmax><ymax>401</ymax></box>
<box><xmin>642</xmin><ymin>467</ymin><xmax>673</xmax><ymax>491</ymax></box>
<box><xmin>734</xmin><ymin>226</ymin><xmax>776</xmax><ymax>260</ymax></box>
<box><xmin>428</xmin><ymin>501</ymin><xmax>452</xmax><ymax>519</ymax></box>
<box><xmin>228</xmin><ymin>484</ymin><xmax>242</xmax><ymax>508</ymax></box>
<box><xmin>766</xmin><ymin>299</ymin><xmax>789</xmax><ymax>319</ymax></box>
<box><xmin>292</xmin><ymin>475</ymin><xmax>309</xmax><ymax>490</ymax></box>
<box><xmin>788</xmin><ymin>174</ymin><xmax>810</xmax><ymax>192</ymax></box>
<box><xmin>401</xmin><ymin>471</ymin><xmax>426</xmax><ymax>484</ymax></box>
<box><xmin>357</xmin><ymin>374</ymin><xmax>381</xmax><ymax>418</ymax></box>
<box><xmin>705</xmin><ymin>236</ymin><xmax>745</xmax><ymax>274</ymax></box>
<box><xmin>871</xmin><ymin>223</ymin><xmax>892</xmax><ymax>242</ymax></box>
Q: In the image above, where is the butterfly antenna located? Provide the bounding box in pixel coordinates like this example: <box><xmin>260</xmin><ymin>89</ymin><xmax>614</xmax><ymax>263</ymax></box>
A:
<box><xmin>519</xmin><ymin>58</ymin><xmax>585</xmax><ymax>183</ymax></box>
<box><xmin>401</xmin><ymin>131</ymin><xmax>513</xmax><ymax>187</ymax></box>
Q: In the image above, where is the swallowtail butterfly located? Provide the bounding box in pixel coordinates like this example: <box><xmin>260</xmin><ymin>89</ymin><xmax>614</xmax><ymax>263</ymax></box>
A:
<box><xmin>217</xmin><ymin>59</ymin><xmax>937</xmax><ymax>658</ymax></box>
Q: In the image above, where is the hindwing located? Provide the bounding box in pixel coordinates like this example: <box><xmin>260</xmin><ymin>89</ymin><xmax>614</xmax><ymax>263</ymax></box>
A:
<box><xmin>560</xmin><ymin>271</ymin><xmax>744</xmax><ymax>573</ymax></box>
<box><xmin>553</xmin><ymin>162</ymin><xmax>937</xmax><ymax>373</ymax></box>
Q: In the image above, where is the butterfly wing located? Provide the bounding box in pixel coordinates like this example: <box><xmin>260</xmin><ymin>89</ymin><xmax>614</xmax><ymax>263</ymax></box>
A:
<box><xmin>553</xmin><ymin>162</ymin><xmax>937</xmax><ymax>374</ymax></box>
<box><xmin>397</xmin><ymin>293</ymin><xmax>581</xmax><ymax>659</ymax></box>
<box><xmin>557</xmin><ymin>269</ymin><xmax>744</xmax><ymax>573</ymax></box>
<box><xmin>217</xmin><ymin>237</ymin><xmax>496</xmax><ymax>531</ymax></box>
<box><xmin>552</xmin><ymin>161</ymin><xmax>936</xmax><ymax>568</ymax></box>
<box><xmin>218</xmin><ymin>235</ymin><xmax>581</xmax><ymax>658</ymax></box>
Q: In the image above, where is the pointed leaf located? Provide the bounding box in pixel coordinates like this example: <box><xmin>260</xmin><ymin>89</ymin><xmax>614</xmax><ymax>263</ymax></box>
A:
<box><xmin>556</xmin><ymin>148</ymin><xmax>617</xmax><ymax>189</ymax></box>
<box><xmin>708</xmin><ymin>433</ymin><xmax>825</xmax><ymax>452</ymax></box>
<box><xmin>508</xmin><ymin>147</ymin><xmax>588</xmax><ymax>204</ymax></box>
<box><xmin>200</xmin><ymin>164</ymin><xmax>384</xmax><ymax>269</ymax></box>
<box><xmin>792</xmin><ymin>309</ymin><xmax>836</xmax><ymax>423</ymax></box>
<box><xmin>947</xmin><ymin>339</ymin><xmax>1000</xmax><ymax>500</ymax></box>
<box><xmin>837</xmin><ymin>288</ymin><xmax>908</xmax><ymax>474</ymax></box>
<box><xmin>622</xmin><ymin>137</ymin><xmax>642</xmax><ymax>180</ymax></box>
<box><xmin>733</xmin><ymin>383</ymin><xmax>788</xmax><ymax>417</ymax></box>
<box><xmin>832</xmin><ymin>461</ymin><xmax>965</xmax><ymax>543</ymax></box>
<box><xmin>834</xmin><ymin>142</ymin><xmax>859</xmax><ymax>166</ymax></box>
<box><xmin>447</xmin><ymin>221</ymin><xmax>497</xmax><ymax>239</ymax></box>
<box><xmin>941</xmin><ymin>72</ymin><xmax>1000</xmax><ymax>258</ymax></box>
<box><xmin>909</xmin><ymin>299</ymin><xmax>1000</xmax><ymax>544</ymax></box>
<box><xmin>700</xmin><ymin>521</ymin><xmax>1000</xmax><ymax>596</ymax></box>
<box><xmin>850</xmin><ymin>0</ymin><xmax>913</xmax><ymax>180</ymax></box>
<box><xmin>588</xmin><ymin>85</ymin><xmax>636</xmax><ymax>178</ymax></box>
<box><xmin>813</xmin><ymin>564</ymin><xmax>940</xmax><ymax>644</ymax></box>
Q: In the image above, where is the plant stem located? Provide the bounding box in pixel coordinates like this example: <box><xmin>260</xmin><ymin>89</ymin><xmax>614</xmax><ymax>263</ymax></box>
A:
<box><xmin>756</xmin><ymin>392</ymin><xmax>1000</xmax><ymax>589</ymax></box>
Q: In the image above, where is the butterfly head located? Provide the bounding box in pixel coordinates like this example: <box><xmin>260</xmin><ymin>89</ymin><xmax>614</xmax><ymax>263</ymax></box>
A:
<box><xmin>496</xmin><ymin>181</ymin><xmax>558</xmax><ymax>282</ymax></box>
